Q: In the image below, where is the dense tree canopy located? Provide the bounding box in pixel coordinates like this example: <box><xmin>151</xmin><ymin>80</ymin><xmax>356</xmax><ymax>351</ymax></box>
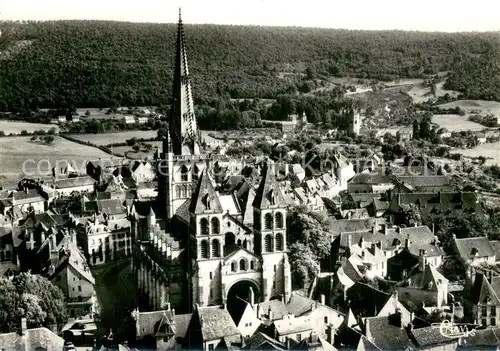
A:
<box><xmin>0</xmin><ymin>273</ymin><xmax>67</xmax><ymax>333</ymax></box>
<box><xmin>0</xmin><ymin>20</ymin><xmax>498</xmax><ymax>111</ymax></box>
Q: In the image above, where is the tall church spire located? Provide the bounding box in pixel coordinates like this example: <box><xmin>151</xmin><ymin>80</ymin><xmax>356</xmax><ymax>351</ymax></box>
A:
<box><xmin>169</xmin><ymin>9</ymin><xmax>200</xmax><ymax>156</ymax></box>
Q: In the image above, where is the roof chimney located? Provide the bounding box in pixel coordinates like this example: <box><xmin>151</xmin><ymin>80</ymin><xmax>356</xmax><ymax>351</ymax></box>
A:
<box><xmin>419</xmin><ymin>250</ymin><xmax>427</xmax><ymax>272</ymax></box>
<box><xmin>268</xmin><ymin>307</ymin><xmax>273</xmax><ymax>321</ymax></box>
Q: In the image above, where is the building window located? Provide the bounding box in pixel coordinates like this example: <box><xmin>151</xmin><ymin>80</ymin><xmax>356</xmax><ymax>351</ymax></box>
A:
<box><xmin>212</xmin><ymin>239</ymin><xmax>220</xmax><ymax>257</ymax></box>
<box><xmin>273</xmin><ymin>281</ymin><xmax>276</xmax><ymax>289</ymax></box>
<box><xmin>492</xmin><ymin>318</ymin><xmax>497</xmax><ymax>326</ymax></box>
<box><xmin>211</xmin><ymin>218</ymin><xmax>220</xmax><ymax>234</ymax></box>
<box><xmin>482</xmin><ymin>306</ymin><xmax>488</xmax><ymax>317</ymax></box>
<box><xmin>264</xmin><ymin>213</ymin><xmax>273</xmax><ymax>230</ymax></box>
<box><xmin>296</xmin><ymin>334</ymin><xmax>302</xmax><ymax>342</ymax></box>
<box><xmin>231</xmin><ymin>262</ymin><xmax>236</xmax><ymax>272</ymax></box>
<box><xmin>324</xmin><ymin>316</ymin><xmax>328</xmax><ymax>324</ymax></box>
<box><xmin>208</xmin><ymin>344</ymin><xmax>214</xmax><ymax>351</ymax></box>
<box><xmin>492</xmin><ymin>307</ymin><xmax>497</xmax><ymax>316</ymax></box>
<box><xmin>275</xmin><ymin>233</ymin><xmax>284</xmax><ymax>251</ymax></box>
<box><xmin>275</xmin><ymin>212</ymin><xmax>284</xmax><ymax>229</ymax></box>
<box><xmin>209</xmin><ymin>272</ymin><xmax>213</xmax><ymax>279</ymax></box>
<box><xmin>192</xmin><ymin>166</ymin><xmax>199</xmax><ymax>182</ymax></box>
<box><xmin>180</xmin><ymin>165</ymin><xmax>189</xmax><ymax>182</ymax></box>
<box><xmin>175</xmin><ymin>186</ymin><xmax>181</xmax><ymax>198</ymax></box>
<box><xmin>200</xmin><ymin>240</ymin><xmax>208</xmax><ymax>259</ymax></box>
<box><xmin>240</xmin><ymin>259</ymin><xmax>247</xmax><ymax>271</ymax></box>
<box><xmin>482</xmin><ymin>319</ymin><xmax>488</xmax><ymax>326</ymax></box>
<box><xmin>274</xmin><ymin>265</ymin><xmax>277</xmax><ymax>272</ymax></box>
<box><xmin>200</xmin><ymin>218</ymin><xmax>209</xmax><ymax>235</ymax></box>
<box><xmin>264</xmin><ymin>235</ymin><xmax>273</xmax><ymax>253</ymax></box>
<box><xmin>250</xmin><ymin>260</ymin><xmax>255</xmax><ymax>270</ymax></box>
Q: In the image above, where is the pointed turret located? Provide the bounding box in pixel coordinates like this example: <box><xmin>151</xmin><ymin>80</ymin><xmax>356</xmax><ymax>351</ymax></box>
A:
<box><xmin>169</xmin><ymin>9</ymin><xmax>200</xmax><ymax>156</ymax></box>
<box><xmin>189</xmin><ymin>170</ymin><xmax>223</xmax><ymax>214</ymax></box>
<box><xmin>252</xmin><ymin>162</ymin><xmax>286</xmax><ymax>209</ymax></box>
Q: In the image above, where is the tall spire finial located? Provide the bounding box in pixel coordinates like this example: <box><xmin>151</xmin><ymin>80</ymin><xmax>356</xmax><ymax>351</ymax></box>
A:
<box><xmin>179</xmin><ymin>7</ymin><xmax>182</xmax><ymax>22</ymax></box>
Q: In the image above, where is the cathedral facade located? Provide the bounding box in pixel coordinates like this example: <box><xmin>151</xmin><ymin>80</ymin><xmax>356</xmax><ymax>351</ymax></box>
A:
<box><xmin>132</xmin><ymin>11</ymin><xmax>292</xmax><ymax>313</ymax></box>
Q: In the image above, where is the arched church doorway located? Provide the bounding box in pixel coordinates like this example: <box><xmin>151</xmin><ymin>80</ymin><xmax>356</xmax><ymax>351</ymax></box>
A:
<box><xmin>226</xmin><ymin>280</ymin><xmax>260</xmax><ymax>322</ymax></box>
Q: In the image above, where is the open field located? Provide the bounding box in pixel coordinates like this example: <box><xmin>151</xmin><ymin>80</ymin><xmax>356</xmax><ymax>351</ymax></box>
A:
<box><xmin>111</xmin><ymin>141</ymin><xmax>162</xmax><ymax>160</ymax></box>
<box><xmin>432</xmin><ymin>114</ymin><xmax>485</xmax><ymax>132</ymax></box>
<box><xmin>70</xmin><ymin>131</ymin><xmax>158</xmax><ymax>146</ymax></box>
<box><xmin>436</xmin><ymin>100</ymin><xmax>500</xmax><ymax>116</ymax></box>
<box><xmin>407</xmin><ymin>82</ymin><xmax>460</xmax><ymax>104</ymax></box>
<box><xmin>0</xmin><ymin>120</ymin><xmax>60</xmax><ymax>135</ymax></box>
<box><xmin>384</xmin><ymin>78</ymin><xmax>425</xmax><ymax>87</ymax></box>
<box><xmin>451</xmin><ymin>141</ymin><xmax>500</xmax><ymax>166</ymax></box>
<box><xmin>0</xmin><ymin>136</ymin><xmax>117</xmax><ymax>188</ymax></box>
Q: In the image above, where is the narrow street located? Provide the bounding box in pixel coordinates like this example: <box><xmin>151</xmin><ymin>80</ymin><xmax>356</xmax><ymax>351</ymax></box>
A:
<box><xmin>91</xmin><ymin>258</ymin><xmax>136</xmax><ymax>342</ymax></box>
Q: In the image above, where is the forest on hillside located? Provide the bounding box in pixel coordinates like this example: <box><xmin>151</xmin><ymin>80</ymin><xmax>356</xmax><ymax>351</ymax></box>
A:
<box><xmin>0</xmin><ymin>20</ymin><xmax>498</xmax><ymax>111</ymax></box>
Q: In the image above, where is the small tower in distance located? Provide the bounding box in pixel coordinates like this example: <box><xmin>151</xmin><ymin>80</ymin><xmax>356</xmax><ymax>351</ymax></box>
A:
<box><xmin>348</xmin><ymin>109</ymin><xmax>361</xmax><ymax>137</ymax></box>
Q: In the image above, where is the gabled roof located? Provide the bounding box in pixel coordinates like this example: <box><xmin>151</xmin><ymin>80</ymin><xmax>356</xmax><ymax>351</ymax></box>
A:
<box><xmin>365</xmin><ymin>316</ymin><xmax>414</xmax><ymax>350</ymax></box>
<box><xmin>455</xmin><ymin>236</ymin><xmax>495</xmax><ymax>260</ymax></box>
<box><xmin>189</xmin><ymin>170</ymin><xmax>223</xmax><ymax>215</ymax></box>
<box><xmin>11</xmin><ymin>189</ymin><xmax>45</xmax><ymax>204</ymax></box>
<box><xmin>327</xmin><ymin>218</ymin><xmax>376</xmax><ymax>237</ymax></box>
<box><xmin>257</xmin><ymin>299</ymin><xmax>289</xmax><ymax>321</ymax></box>
<box><xmin>243</xmin><ymin>332</ymin><xmax>286</xmax><ymax>350</ymax></box>
<box><xmin>273</xmin><ymin>315</ymin><xmax>312</xmax><ymax>336</ymax></box>
<box><xmin>357</xmin><ymin>335</ymin><xmax>383</xmax><ymax>351</ymax></box>
<box><xmin>252</xmin><ymin>163</ymin><xmax>287</xmax><ymax>210</ymax></box>
<box><xmin>135</xmin><ymin>310</ymin><xmax>174</xmax><ymax>339</ymax></box>
<box><xmin>0</xmin><ymin>327</ymin><xmax>65</xmax><ymax>350</ymax></box>
<box><xmin>410</xmin><ymin>326</ymin><xmax>458</xmax><ymax>347</ymax></box>
<box><xmin>471</xmin><ymin>274</ymin><xmax>500</xmax><ymax>305</ymax></box>
<box><xmin>192</xmin><ymin>306</ymin><xmax>240</xmax><ymax>342</ymax></box>
<box><xmin>54</xmin><ymin>176</ymin><xmax>95</xmax><ymax>189</ymax></box>
<box><xmin>97</xmin><ymin>199</ymin><xmax>124</xmax><ymax>216</ymax></box>
<box><xmin>402</xmin><ymin>264</ymin><xmax>448</xmax><ymax>291</ymax></box>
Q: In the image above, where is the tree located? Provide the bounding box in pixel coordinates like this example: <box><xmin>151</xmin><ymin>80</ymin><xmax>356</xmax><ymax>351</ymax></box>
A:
<box><xmin>126</xmin><ymin>137</ymin><xmax>138</xmax><ymax>146</ymax></box>
<box><xmin>47</xmin><ymin>127</ymin><xmax>57</xmax><ymax>135</ymax></box>
<box><xmin>132</xmin><ymin>144</ymin><xmax>141</xmax><ymax>152</ymax></box>
<box><xmin>412</xmin><ymin>120</ymin><xmax>419</xmax><ymax>139</ymax></box>
<box><xmin>438</xmin><ymin>257</ymin><xmax>466</xmax><ymax>281</ymax></box>
<box><xmin>43</xmin><ymin>135</ymin><xmax>55</xmax><ymax>144</ymax></box>
<box><xmin>394</xmin><ymin>204</ymin><xmax>422</xmax><ymax>227</ymax></box>
<box><xmin>20</xmin><ymin>130</ymin><xmax>28</xmax><ymax>135</ymax></box>
<box><xmin>288</xmin><ymin>243</ymin><xmax>320</xmax><ymax>290</ymax></box>
<box><xmin>288</xmin><ymin>207</ymin><xmax>331</xmax><ymax>259</ymax></box>
<box><xmin>0</xmin><ymin>273</ymin><xmax>67</xmax><ymax>333</ymax></box>
<box><xmin>30</xmin><ymin>136</ymin><xmax>37</xmax><ymax>141</ymax></box>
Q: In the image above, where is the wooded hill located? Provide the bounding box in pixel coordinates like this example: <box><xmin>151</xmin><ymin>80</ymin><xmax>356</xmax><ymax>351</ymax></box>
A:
<box><xmin>0</xmin><ymin>20</ymin><xmax>498</xmax><ymax>111</ymax></box>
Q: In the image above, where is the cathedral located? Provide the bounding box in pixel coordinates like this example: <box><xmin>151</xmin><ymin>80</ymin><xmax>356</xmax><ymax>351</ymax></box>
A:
<box><xmin>131</xmin><ymin>11</ymin><xmax>292</xmax><ymax>314</ymax></box>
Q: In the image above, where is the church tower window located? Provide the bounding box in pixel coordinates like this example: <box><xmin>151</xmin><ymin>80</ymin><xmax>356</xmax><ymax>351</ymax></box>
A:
<box><xmin>275</xmin><ymin>212</ymin><xmax>284</xmax><ymax>229</ymax></box>
<box><xmin>275</xmin><ymin>233</ymin><xmax>284</xmax><ymax>251</ymax></box>
<box><xmin>264</xmin><ymin>235</ymin><xmax>273</xmax><ymax>253</ymax></box>
<box><xmin>200</xmin><ymin>218</ymin><xmax>209</xmax><ymax>235</ymax></box>
<box><xmin>212</xmin><ymin>239</ymin><xmax>220</xmax><ymax>257</ymax></box>
<box><xmin>200</xmin><ymin>240</ymin><xmax>208</xmax><ymax>259</ymax></box>
<box><xmin>211</xmin><ymin>218</ymin><xmax>220</xmax><ymax>234</ymax></box>
<box><xmin>264</xmin><ymin>213</ymin><xmax>273</xmax><ymax>230</ymax></box>
<box><xmin>231</xmin><ymin>262</ymin><xmax>236</xmax><ymax>272</ymax></box>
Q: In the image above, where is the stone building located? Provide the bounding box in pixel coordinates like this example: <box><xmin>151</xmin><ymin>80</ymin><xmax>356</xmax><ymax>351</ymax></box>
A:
<box><xmin>132</xmin><ymin>11</ymin><xmax>292</xmax><ymax>314</ymax></box>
